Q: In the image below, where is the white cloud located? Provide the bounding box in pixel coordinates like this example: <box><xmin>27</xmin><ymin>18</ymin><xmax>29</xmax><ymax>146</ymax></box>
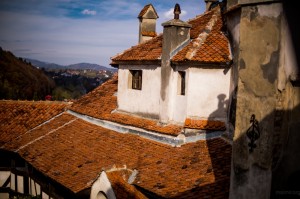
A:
<box><xmin>0</xmin><ymin>0</ymin><xmax>206</xmax><ymax>66</ymax></box>
<box><xmin>164</xmin><ymin>8</ymin><xmax>187</xmax><ymax>19</ymax></box>
<box><xmin>81</xmin><ymin>9</ymin><xmax>97</xmax><ymax>16</ymax></box>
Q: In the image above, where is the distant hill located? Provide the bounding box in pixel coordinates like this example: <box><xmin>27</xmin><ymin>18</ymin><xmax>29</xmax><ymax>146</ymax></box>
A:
<box><xmin>67</xmin><ymin>63</ymin><xmax>115</xmax><ymax>71</ymax></box>
<box><xmin>0</xmin><ymin>48</ymin><xmax>55</xmax><ymax>100</ymax></box>
<box><xmin>25</xmin><ymin>58</ymin><xmax>116</xmax><ymax>72</ymax></box>
<box><xmin>26</xmin><ymin>58</ymin><xmax>65</xmax><ymax>70</ymax></box>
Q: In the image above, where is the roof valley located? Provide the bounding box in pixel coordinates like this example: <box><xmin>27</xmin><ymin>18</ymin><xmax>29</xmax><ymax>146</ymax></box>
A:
<box><xmin>67</xmin><ymin>109</ymin><xmax>230</xmax><ymax>146</ymax></box>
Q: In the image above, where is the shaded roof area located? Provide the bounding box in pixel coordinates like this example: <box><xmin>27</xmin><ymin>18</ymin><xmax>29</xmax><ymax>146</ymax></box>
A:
<box><xmin>0</xmin><ymin>100</ymin><xmax>70</xmax><ymax>146</ymax></box>
<box><xmin>2</xmin><ymin>111</ymin><xmax>231</xmax><ymax>198</ymax></box>
<box><xmin>111</xmin><ymin>6</ymin><xmax>231</xmax><ymax>66</ymax></box>
<box><xmin>70</xmin><ymin>75</ymin><xmax>183</xmax><ymax>136</ymax></box>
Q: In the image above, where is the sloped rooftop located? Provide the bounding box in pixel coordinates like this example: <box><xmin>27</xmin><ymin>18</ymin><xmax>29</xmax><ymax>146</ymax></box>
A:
<box><xmin>0</xmin><ymin>4</ymin><xmax>232</xmax><ymax>198</ymax></box>
<box><xmin>0</xmin><ymin>100</ymin><xmax>70</xmax><ymax>147</ymax></box>
<box><xmin>111</xmin><ymin>6</ymin><xmax>231</xmax><ymax>66</ymax></box>
<box><xmin>0</xmin><ymin>76</ymin><xmax>232</xmax><ymax>198</ymax></box>
<box><xmin>2</xmin><ymin>111</ymin><xmax>231</xmax><ymax>198</ymax></box>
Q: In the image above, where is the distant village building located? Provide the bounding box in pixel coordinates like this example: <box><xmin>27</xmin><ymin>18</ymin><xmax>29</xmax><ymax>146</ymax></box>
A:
<box><xmin>0</xmin><ymin>0</ymin><xmax>300</xmax><ymax>199</ymax></box>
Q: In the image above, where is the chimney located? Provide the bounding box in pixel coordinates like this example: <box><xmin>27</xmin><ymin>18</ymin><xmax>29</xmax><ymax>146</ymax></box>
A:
<box><xmin>204</xmin><ymin>0</ymin><xmax>219</xmax><ymax>11</ymax></box>
<box><xmin>159</xmin><ymin>4</ymin><xmax>191</xmax><ymax>124</ymax></box>
<box><xmin>138</xmin><ymin>4</ymin><xmax>159</xmax><ymax>44</ymax></box>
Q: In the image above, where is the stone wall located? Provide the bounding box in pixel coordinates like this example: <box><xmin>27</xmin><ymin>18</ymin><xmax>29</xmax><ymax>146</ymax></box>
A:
<box><xmin>227</xmin><ymin>0</ymin><xmax>300</xmax><ymax>198</ymax></box>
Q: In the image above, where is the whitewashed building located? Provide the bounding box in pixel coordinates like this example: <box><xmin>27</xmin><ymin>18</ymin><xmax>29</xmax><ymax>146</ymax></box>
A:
<box><xmin>111</xmin><ymin>3</ymin><xmax>232</xmax><ymax>128</ymax></box>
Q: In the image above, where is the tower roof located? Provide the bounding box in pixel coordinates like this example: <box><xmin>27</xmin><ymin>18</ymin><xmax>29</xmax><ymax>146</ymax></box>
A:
<box><xmin>138</xmin><ymin>4</ymin><xmax>159</xmax><ymax>19</ymax></box>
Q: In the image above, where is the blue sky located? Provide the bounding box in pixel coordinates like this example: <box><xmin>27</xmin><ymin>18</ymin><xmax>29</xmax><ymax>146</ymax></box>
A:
<box><xmin>0</xmin><ymin>0</ymin><xmax>205</xmax><ymax>67</ymax></box>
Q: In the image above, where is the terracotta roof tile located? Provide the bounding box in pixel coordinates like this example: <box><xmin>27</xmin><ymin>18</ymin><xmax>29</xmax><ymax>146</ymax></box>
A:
<box><xmin>0</xmin><ymin>100</ymin><xmax>70</xmax><ymax>147</ymax></box>
<box><xmin>0</xmin><ymin>6</ymin><xmax>233</xmax><ymax>198</ymax></box>
<box><xmin>188</xmin><ymin>10</ymin><xmax>215</xmax><ymax>39</ymax></box>
<box><xmin>106</xmin><ymin>171</ymin><xmax>148</xmax><ymax>199</ymax></box>
<box><xmin>141</xmin><ymin>31</ymin><xmax>157</xmax><ymax>37</ymax></box>
<box><xmin>2</xmin><ymin>113</ymin><xmax>76</xmax><ymax>152</ymax></box>
<box><xmin>172</xmin><ymin>8</ymin><xmax>231</xmax><ymax>64</ymax></box>
<box><xmin>184</xmin><ymin>118</ymin><xmax>226</xmax><ymax>131</ymax></box>
<box><xmin>8</xmin><ymin>113</ymin><xmax>231</xmax><ymax>197</ymax></box>
<box><xmin>70</xmin><ymin>75</ymin><xmax>183</xmax><ymax>136</ymax></box>
<box><xmin>111</xmin><ymin>35</ymin><xmax>162</xmax><ymax>62</ymax></box>
<box><xmin>112</xmin><ymin>6</ymin><xmax>231</xmax><ymax>66</ymax></box>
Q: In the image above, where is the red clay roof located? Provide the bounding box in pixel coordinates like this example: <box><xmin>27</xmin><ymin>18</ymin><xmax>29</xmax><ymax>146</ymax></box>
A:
<box><xmin>106</xmin><ymin>171</ymin><xmax>148</xmax><ymax>199</ymax></box>
<box><xmin>0</xmin><ymin>6</ymin><xmax>233</xmax><ymax>198</ymax></box>
<box><xmin>70</xmin><ymin>75</ymin><xmax>183</xmax><ymax>136</ymax></box>
<box><xmin>0</xmin><ymin>100</ymin><xmax>70</xmax><ymax>147</ymax></box>
<box><xmin>172</xmin><ymin>10</ymin><xmax>231</xmax><ymax>64</ymax></box>
<box><xmin>185</xmin><ymin>118</ymin><xmax>226</xmax><ymax>131</ymax></box>
<box><xmin>2</xmin><ymin>112</ymin><xmax>231</xmax><ymax>197</ymax></box>
<box><xmin>111</xmin><ymin>6</ymin><xmax>231</xmax><ymax>65</ymax></box>
<box><xmin>141</xmin><ymin>31</ymin><xmax>157</xmax><ymax>37</ymax></box>
<box><xmin>111</xmin><ymin>35</ymin><xmax>162</xmax><ymax>63</ymax></box>
<box><xmin>0</xmin><ymin>76</ymin><xmax>232</xmax><ymax>197</ymax></box>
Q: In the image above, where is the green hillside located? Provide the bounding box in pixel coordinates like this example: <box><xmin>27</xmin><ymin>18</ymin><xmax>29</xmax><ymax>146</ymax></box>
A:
<box><xmin>0</xmin><ymin>47</ymin><xmax>55</xmax><ymax>100</ymax></box>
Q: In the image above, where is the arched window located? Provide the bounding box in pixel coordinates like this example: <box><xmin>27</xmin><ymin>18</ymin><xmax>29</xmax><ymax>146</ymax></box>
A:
<box><xmin>96</xmin><ymin>191</ymin><xmax>107</xmax><ymax>199</ymax></box>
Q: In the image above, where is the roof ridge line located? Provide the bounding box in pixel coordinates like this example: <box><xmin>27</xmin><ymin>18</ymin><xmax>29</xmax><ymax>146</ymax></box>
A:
<box><xmin>110</xmin><ymin>34</ymin><xmax>163</xmax><ymax>61</ymax></box>
<box><xmin>15</xmin><ymin>117</ymin><xmax>78</xmax><ymax>152</ymax></box>
<box><xmin>185</xmin><ymin>13</ymin><xmax>219</xmax><ymax>60</ymax></box>
<box><xmin>1</xmin><ymin>111</ymin><xmax>67</xmax><ymax>150</ymax></box>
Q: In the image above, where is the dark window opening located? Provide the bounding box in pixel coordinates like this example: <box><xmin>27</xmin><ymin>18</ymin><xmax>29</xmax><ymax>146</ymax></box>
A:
<box><xmin>130</xmin><ymin>70</ymin><xmax>142</xmax><ymax>90</ymax></box>
<box><xmin>178</xmin><ymin>71</ymin><xmax>186</xmax><ymax>95</ymax></box>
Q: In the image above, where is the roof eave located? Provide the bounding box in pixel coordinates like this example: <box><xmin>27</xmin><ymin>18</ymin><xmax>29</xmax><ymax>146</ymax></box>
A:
<box><xmin>171</xmin><ymin>60</ymin><xmax>232</xmax><ymax>68</ymax></box>
<box><xmin>110</xmin><ymin>60</ymin><xmax>161</xmax><ymax>68</ymax></box>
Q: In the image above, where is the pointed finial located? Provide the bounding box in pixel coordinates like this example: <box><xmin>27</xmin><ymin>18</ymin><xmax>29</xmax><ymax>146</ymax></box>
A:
<box><xmin>174</xmin><ymin>3</ymin><xmax>181</xmax><ymax>19</ymax></box>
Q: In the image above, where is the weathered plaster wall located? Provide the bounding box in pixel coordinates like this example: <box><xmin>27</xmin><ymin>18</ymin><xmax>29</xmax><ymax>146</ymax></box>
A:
<box><xmin>139</xmin><ymin>18</ymin><xmax>157</xmax><ymax>43</ymax></box>
<box><xmin>117</xmin><ymin>65</ymin><xmax>161</xmax><ymax>119</ymax></box>
<box><xmin>170</xmin><ymin>67</ymin><xmax>188</xmax><ymax>124</ymax></box>
<box><xmin>270</xmin><ymin>1</ymin><xmax>300</xmax><ymax>196</ymax></box>
<box><xmin>138</xmin><ymin>6</ymin><xmax>157</xmax><ymax>44</ymax></box>
<box><xmin>271</xmin><ymin>84</ymin><xmax>300</xmax><ymax>197</ymax></box>
<box><xmin>186</xmin><ymin>67</ymin><xmax>231</xmax><ymax>121</ymax></box>
<box><xmin>160</xmin><ymin>20</ymin><xmax>191</xmax><ymax>123</ymax></box>
<box><xmin>228</xmin><ymin>2</ymin><xmax>282</xmax><ymax>199</ymax></box>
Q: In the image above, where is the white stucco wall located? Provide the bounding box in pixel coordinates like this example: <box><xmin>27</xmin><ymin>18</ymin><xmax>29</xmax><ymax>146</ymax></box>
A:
<box><xmin>170</xmin><ymin>69</ymin><xmax>188</xmax><ymax>124</ymax></box>
<box><xmin>186</xmin><ymin>67</ymin><xmax>231</xmax><ymax>121</ymax></box>
<box><xmin>117</xmin><ymin>65</ymin><xmax>161</xmax><ymax>119</ymax></box>
<box><xmin>90</xmin><ymin>171</ymin><xmax>116</xmax><ymax>199</ymax></box>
